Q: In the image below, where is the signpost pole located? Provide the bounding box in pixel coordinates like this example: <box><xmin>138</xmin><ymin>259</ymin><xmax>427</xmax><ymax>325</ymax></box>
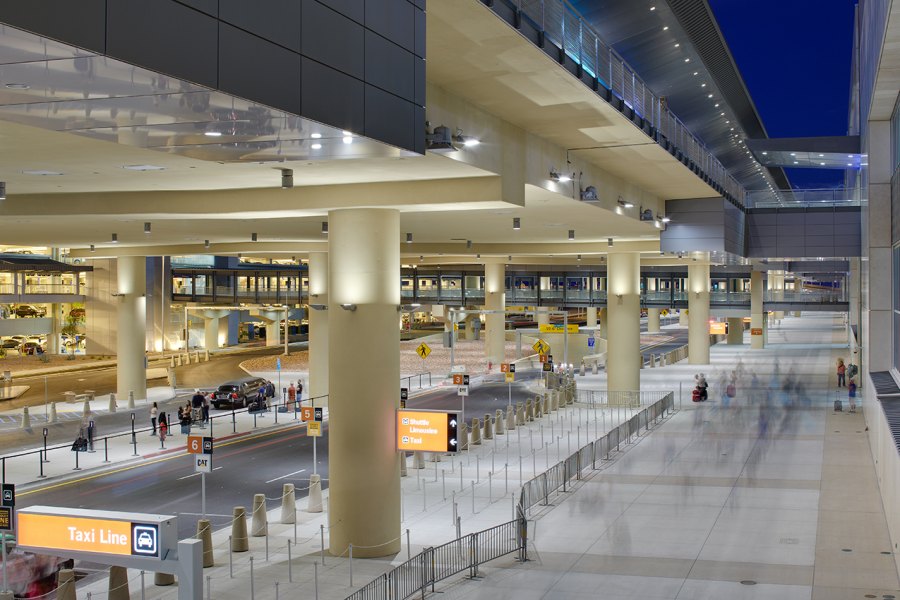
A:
<box><xmin>312</xmin><ymin>399</ymin><xmax>317</xmax><ymax>476</ymax></box>
<box><xmin>201</xmin><ymin>472</ymin><xmax>206</xmax><ymax>520</ymax></box>
<box><xmin>2</xmin><ymin>528</ymin><xmax>6</xmax><ymax>594</ymax></box>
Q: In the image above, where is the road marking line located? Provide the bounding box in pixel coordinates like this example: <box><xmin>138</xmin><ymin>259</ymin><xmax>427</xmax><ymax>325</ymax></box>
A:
<box><xmin>265</xmin><ymin>469</ymin><xmax>306</xmax><ymax>484</ymax></box>
<box><xmin>177</xmin><ymin>472</ymin><xmax>200</xmax><ymax>480</ymax></box>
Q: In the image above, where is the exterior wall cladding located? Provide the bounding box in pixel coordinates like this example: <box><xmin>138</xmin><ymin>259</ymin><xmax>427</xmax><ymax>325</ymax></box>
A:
<box><xmin>661</xmin><ymin>198</ymin><xmax>862</xmax><ymax>258</ymax></box>
<box><xmin>0</xmin><ymin>0</ymin><xmax>426</xmax><ymax>154</ymax></box>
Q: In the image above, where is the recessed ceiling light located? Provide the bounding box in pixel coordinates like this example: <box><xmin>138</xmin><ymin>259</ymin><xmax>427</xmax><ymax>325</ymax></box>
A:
<box><xmin>793</xmin><ymin>161</ymin><xmax>799</xmax><ymax>164</ymax></box>
<box><xmin>342</xmin><ymin>131</ymin><xmax>353</xmax><ymax>136</ymax></box>
<box><xmin>714</xmin><ymin>103</ymin><xmax>719</xmax><ymax>107</ymax></box>
<box><xmin>708</xmin><ymin>94</ymin><xmax>714</xmax><ymax>98</ymax></box>
<box><xmin>790</xmin><ymin>152</ymin><xmax>796</xmax><ymax>156</ymax></box>
<box><xmin>311</xmin><ymin>143</ymin><xmax>322</xmax><ymax>150</ymax></box>
<box><xmin>123</xmin><ymin>164</ymin><xmax>165</xmax><ymax>171</ymax></box>
<box><xmin>818</xmin><ymin>154</ymin><xmax>824</xmax><ymax>157</ymax></box>
<box><xmin>820</xmin><ymin>162</ymin><xmax>826</xmax><ymax>165</ymax></box>
<box><xmin>5</xmin><ymin>83</ymin><xmax>29</xmax><ymax>90</ymax></box>
<box><xmin>761</xmin><ymin>152</ymin><xmax>767</xmax><ymax>155</ymax></box>
<box><xmin>22</xmin><ymin>169</ymin><xmax>63</xmax><ymax>176</ymax></box>
<box><xmin>311</xmin><ymin>133</ymin><xmax>322</xmax><ymax>139</ymax></box>
<box><xmin>701</xmin><ymin>83</ymin><xmax>706</xmax><ymax>87</ymax></box>
<box><xmin>650</xmin><ymin>5</ymin><xmax>656</xmax><ymax>10</ymax></box>
<box><xmin>663</xmin><ymin>25</ymin><xmax>669</xmax><ymax>30</ymax></box>
<box><xmin>684</xmin><ymin>58</ymin><xmax>690</xmax><ymax>62</ymax></box>
<box><xmin>847</xmin><ymin>162</ymin><xmax>852</xmax><ymax>166</ymax></box>
<box><xmin>342</xmin><ymin>136</ymin><xmax>353</xmax><ymax>144</ymax></box>
<box><xmin>674</xmin><ymin>43</ymin><xmax>680</xmax><ymax>47</ymax></box>
<box><xmin>204</xmin><ymin>131</ymin><xmax>222</xmax><ymax>137</ymax></box>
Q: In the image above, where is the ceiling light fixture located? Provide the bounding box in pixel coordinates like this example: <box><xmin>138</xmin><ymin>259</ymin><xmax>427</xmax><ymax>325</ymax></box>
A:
<box><xmin>311</xmin><ymin>133</ymin><xmax>322</xmax><ymax>139</ymax></box>
<box><xmin>251</xmin><ymin>232</ymin><xmax>258</xmax><ymax>242</ymax></box>
<box><xmin>111</xmin><ymin>233</ymin><xmax>118</xmax><ymax>243</ymax></box>
<box><xmin>22</xmin><ymin>170</ymin><xmax>63</xmax><ymax>176</ymax></box>
<box><xmin>340</xmin><ymin>303</ymin><xmax>357</xmax><ymax>311</ymax></box>
<box><xmin>684</xmin><ymin>58</ymin><xmax>690</xmax><ymax>62</ymax></box>
<box><xmin>568</xmin><ymin>230</ymin><xmax>575</xmax><ymax>241</ymax></box>
<box><xmin>608</xmin><ymin>237</ymin><xmax>614</xmax><ymax>247</ymax></box>
<box><xmin>659</xmin><ymin>215</ymin><xmax>671</xmax><ymax>223</ymax></box>
<box><xmin>549</xmin><ymin>167</ymin><xmax>572</xmax><ymax>182</ymax></box>
<box><xmin>674</xmin><ymin>43</ymin><xmax>680</xmax><ymax>47</ymax></box>
<box><xmin>311</xmin><ymin>143</ymin><xmax>322</xmax><ymax>150</ymax></box>
<box><xmin>90</xmin><ymin>244</ymin><xmax>95</xmax><ymax>253</ymax></box>
<box><xmin>425</xmin><ymin>122</ymin><xmax>455</xmax><ymax>152</ymax></box>
<box><xmin>5</xmin><ymin>83</ymin><xmax>29</xmax><ymax>90</ymax></box>
<box><xmin>453</xmin><ymin>129</ymin><xmax>480</xmax><ymax>147</ymax></box>
<box><xmin>204</xmin><ymin>240</ymin><xmax>210</xmax><ymax>249</ymax></box>
<box><xmin>144</xmin><ymin>222</ymin><xmax>151</xmax><ymax>234</ymax></box>
<box><xmin>281</xmin><ymin>168</ymin><xmax>293</xmax><ymax>189</ymax></box>
<box><xmin>204</xmin><ymin>131</ymin><xmax>222</xmax><ymax>137</ymax></box>
<box><xmin>663</xmin><ymin>25</ymin><xmax>669</xmax><ymax>30</ymax></box>
<box><xmin>406</xmin><ymin>232</ymin><xmax>413</xmax><ymax>244</ymax></box>
<box><xmin>342</xmin><ymin>136</ymin><xmax>353</xmax><ymax>144</ymax></box>
<box><xmin>617</xmin><ymin>198</ymin><xmax>634</xmax><ymax>208</ymax></box>
<box><xmin>0</xmin><ymin>182</ymin><xmax>6</xmax><ymax>200</ymax></box>
<box><xmin>322</xmin><ymin>221</ymin><xmax>328</xmax><ymax>234</ymax></box>
<box><xmin>513</xmin><ymin>217</ymin><xmax>521</xmax><ymax>230</ymax></box>
<box><xmin>466</xmin><ymin>240</ymin><xmax>473</xmax><ymax>249</ymax></box>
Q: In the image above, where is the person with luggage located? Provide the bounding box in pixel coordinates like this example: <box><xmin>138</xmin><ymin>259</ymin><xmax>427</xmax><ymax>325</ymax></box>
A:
<box><xmin>158</xmin><ymin>413</ymin><xmax>168</xmax><ymax>440</ymax></box>
<box><xmin>848</xmin><ymin>378</ymin><xmax>857</xmax><ymax>412</ymax></box>
<box><xmin>836</xmin><ymin>358</ymin><xmax>846</xmax><ymax>387</ymax></box>
<box><xmin>180</xmin><ymin>404</ymin><xmax>192</xmax><ymax>434</ymax></box>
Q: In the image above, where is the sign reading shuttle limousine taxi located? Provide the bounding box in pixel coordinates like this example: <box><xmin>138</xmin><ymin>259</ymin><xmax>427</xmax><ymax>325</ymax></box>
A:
<box><xmin>17</xmin><ymin>506</ymin><xmax>176</xmax><ymax>562</ymax></box>
<box><xmin>397</xmin><ymin>410</ymin><xmax>459</xmax><ymax>453</ymax></box>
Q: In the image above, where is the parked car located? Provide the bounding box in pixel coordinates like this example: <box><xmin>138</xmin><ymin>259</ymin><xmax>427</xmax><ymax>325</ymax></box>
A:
<box><xmin>20</xmin><ymin>341</ymin><xmax>46</xmax><ymax>355</ymax></box>
<box><xmin>68</xmin><ymin>307</ymin><xmax>85</xmax><ymax>320</ymax></box>
<box><xmin>210</xmin><ymin>377</ymin><xmax>268</xmax><ymax>409</ymax></box>
<box><xmin>0</xmin><ymin>339</ymin><xmax>20</xmax><ymax>349</ymax></box>
<box><xmin>14</xmin><ymin>305</ymin><xmax>46</xmax><ymax>318</ymax></box>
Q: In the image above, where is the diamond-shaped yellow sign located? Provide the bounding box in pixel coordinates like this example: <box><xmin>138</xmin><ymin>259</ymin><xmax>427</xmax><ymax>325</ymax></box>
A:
<box><xmin>532</xmin><ymin>339</ymin><xmax>550</xmax><ymax>355</ymax></box>
<box><xmin>416</xmin><ymin>342</ymin><xmax>432</xmax><ymax>359</ymax></box>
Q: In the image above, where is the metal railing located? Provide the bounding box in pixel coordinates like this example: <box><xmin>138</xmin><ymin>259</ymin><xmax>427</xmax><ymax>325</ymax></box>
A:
<box><xmin>400</xmin><ymin>372</ymin><xmax>433</xmax><ymax>391</ymax></box>
<box><xmin>519</xmin><ymin>391</ymin><xmax>674</xmax><ymax>513</ymax></box>
<box><xmin>346</xmin><ymin>517</ymin><xmax>526</xmax><ymax>600</ymax></box>
<box><xmin>510</xmin><ymin>0</ymin><xmax>745</xmax><ymax>204</ymax></box>
<box><xmin>745</xmin><ymin>187</ymin><xmax>865</xmax><ymax>209</ymax></box>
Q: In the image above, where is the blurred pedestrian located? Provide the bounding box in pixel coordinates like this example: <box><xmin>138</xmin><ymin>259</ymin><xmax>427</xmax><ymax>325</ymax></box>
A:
<box><xmin>836</xmin><ymin>358</ymin><xmax>846</xmax><ymax>387</ymax></box>
<box><xmin>149</xmin><ymin>401</ymin><xmax>158</xmax><ymax>436</ymax></box>
<box><xmin>848</xmin><ymin>378</ymin><xmax>857</xmax><ymax>412</ymax></box>
<box><xmin>202</xmin><ymin>393</ymin><xmax>210</xmax><ymax>423</ymax></box>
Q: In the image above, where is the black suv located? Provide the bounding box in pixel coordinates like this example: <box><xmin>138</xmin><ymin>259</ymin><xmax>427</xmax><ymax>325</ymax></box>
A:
<box><xmin>210</xmin><ymin>377</ymin><xmax>268</xmax><ymax>409</ymax></box>
<box><xmin>14</xmin><ymin>304</ymin><xmax>46</xmax><ymax>318</ymax></box>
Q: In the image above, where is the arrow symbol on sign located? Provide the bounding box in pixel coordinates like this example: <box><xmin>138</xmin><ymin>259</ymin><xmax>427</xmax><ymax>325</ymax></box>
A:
<box><xmin>449</xmin><ymin>419</ymin><xmax>457</xmax><ymax>427</ymax></box>
<box><xmin>449</xmin><ymin>439</ymin><xmax>457</xmax><ymax>446</ymax></box>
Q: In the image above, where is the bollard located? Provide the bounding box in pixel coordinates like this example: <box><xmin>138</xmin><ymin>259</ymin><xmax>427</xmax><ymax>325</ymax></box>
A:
<box><xmin>230</xmin><ymin>507</ymin><xmax>249</xmax><ymax>551</ymax></box>
<box><xmin>592</xmin><ymin>362</ymin><xmax>598</xmax><ymax>374</ymax></box>
<box><xmin>516</xmin><ymin>404</ymin><xmax>525</xmax><ymax>426</ymax></box>
<box><xmin>154</xmin><ymin>572</ymin><xmax>175</xmax><ymax>586</ymax></box>
<box><xmin>204</xmin><ymin>349</ymin><xmax>210</xmax><ymax>361</ymax></box>
<box><xmin>307</xmin><ymin>474</ymin><xmax>323</xmax><ymax>513</ymax></box>
<box><xmin>525</xmin><ymin>399</ymin><xmax>533</xmax><ymax>421</ymax></box>
<box><xmin>57</xmin><ymin>569</ymin><xmax>76</xmax><ymax>600</ymax></box>
<box><xmin>197</xmin><ymin>519</ymin><xmax>214</xmax><ymax>567</ymax></box>
<box><xmin>251</xmin><ymin>494</ymin><xmax>268</xmax><ymax>537</ymax></box>
<box><xmin>483</xmin><ymin>414</ymin><xmax>493</xmax><ymax>440</ymax></box>
<box><xmin>20</xmin><ymin>406</ymin><xmax>31</xmax><ymax>430</ymax></box>
<box><xmin>413</xmin><ymin>452</ymin><xmax>426</xmax><ymax>469</ymax></box>
<box><xmin>533</xmin><ymin>398</ymin><xmax>542</xmax><ymax>420</ymax></box>
<box><xmin>551</xmin><ymin>392</ymin><xmax>559</xmax><ymax>412</ymax></box>
<box><xmin>400</xmin><ymin>452</ymin><xmax>408</xmax><ymax>477</ymax></box>
<box><xmin>108</xmin><ymin>394</ymin><xmax>117</xmax><ymax>413</ymax></box>
<box><xmin>506</xmin><ymin>406</ymin><xmax>515</xmax><ymax>431</ymax></box>
<box><xmin>108</xmin><ymin>565</ymin><xmax>129</xmax><ymax>600</ymax></box>
<box><xmin>429</xmin><ymin>451</ymin><xmax>442</xmax><ymax>463</ymax></box>
<box><xmin>0</xmin><ymin>592</ymin><xmax>12</xmax><ymax>600</ymax></box>
<box><xmin>280</xmin><ymin>484</ymin><xmax>296</xmax><ymax>524</ymax></box>
<box><xmin>580</xmin><ymin>362</ymin><xmax>585</xmax><ymax>377</ymax></box>
<box><xmin>459</xmin><ymin>423</ymin><xmax>469</xmax><ymax>451</ymax></box>
<box><xmin>128</xmin><ymin>391</ymin><xmax>135</xmax><ymax>409</ymax></box>
<box><xmin>49</xmin><ymin>401</ymin><xmax>58</xmax><ymax>423</ymax></box>
<box><xmin>176</xmin><ymin>355</ymin><xmax>182</xmax><ymax>367</ymax></box>
<box><xmin>170</xmin><ymin>356</ymin><xmax>176</xmax><ymax>368</ymax></box>
<box><xmin>495</xmin><ymin>409</ymin><xmax>505</xmax><ymax>435</ymax></box>
<box><xmin>470</xmin><ymin>418</ymin><xmax>482</xmax><ymax>445</ymax></box>
<box><xmin>543</xmin><ymin>394</ymin><xmax>551</xmax><ymax>415</ymax></box>
<box><xmin>82</xmin><ymin>399</ymin><xmax>91</xmax><ymax>419</ymax></box>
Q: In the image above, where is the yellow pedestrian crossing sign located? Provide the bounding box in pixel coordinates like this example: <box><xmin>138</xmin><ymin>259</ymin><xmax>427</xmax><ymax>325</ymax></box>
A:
<box><xmin>532</xmin><ymin>339</ymin><xmax>550</xmax><ymax>355</ymax></box>
<box><xmin>416</xmin><ymin>342</ymin><xmax>432</xmax><ymax>359</ymax></box>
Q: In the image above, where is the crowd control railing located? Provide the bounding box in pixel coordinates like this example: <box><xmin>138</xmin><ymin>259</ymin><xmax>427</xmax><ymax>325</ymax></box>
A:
<box><xmin>519</xmin><ymin>391</ymin><xmax>674</xmax><ymax>513</ymax></box>
<box><xmin>346</xmin><ymin>516</ymin><xmax>526</xmax><ymax>600</ymax></box>
<box><xmin>400</xmin><ymin>372</ymin><xmax>432</xmax><ymax>391</ymax></box>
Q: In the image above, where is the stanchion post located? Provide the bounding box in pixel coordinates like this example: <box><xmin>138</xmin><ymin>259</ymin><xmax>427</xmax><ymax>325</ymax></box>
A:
<box><xmin>287</xmin><ymin>540</ymin><xmax>292</xmax><ymax>582</ymax></box>
<box><xmin>320</xmin><ymin>524</ymin><xmax>325</xmax><ymax>565</ymax></box>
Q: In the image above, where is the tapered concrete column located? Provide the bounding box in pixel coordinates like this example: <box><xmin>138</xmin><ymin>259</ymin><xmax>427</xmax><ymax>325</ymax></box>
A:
<box><xmin>204</xmin><ymin>317</ymin><xmax>220</xmax><ymax>349</ymax></box>
<box><xmin>726</xmin><ymin>318</ymin><xmax>743</xmax><ymax>344</ymax></box>
<box><xmin>679</xmin><ymin>310</ymin><xmax>688</xmax><ymax>326</ymax></box>
<box><xmin>484</xmin><ymin>262</ymin><xmax>505</xmax><ymax>365</ymax></box>
<box><xmin>606</xmin><ymin>252</ymin><xmax>641</xmax><ymax>392</ymax></box>
<box><xmin>255</xmin><ymin>310</ymin><xmax>282</xmax><ymax>347</ymax></box>
<box><xmin>116</xmin><ymin>256</ymin><xmax>147</xmax><ymax>400</ymax></box>
<box><xmin>328</xmin><ymin>208</ymin><xmax>400</xmax><ymax>557</ymax></box>
<box><xmin>599</xmin><ymin>308</ymin><xmax>608</xmax><ymax>339</ymax></box>
<box><xmin>750</xmin><ymin>270</ymin><xmax>764</xmax><ymax>349</ymax></box>
<box><xmin>586</xmin><ymin>307</ymin><xmax>597</xmax><ymax>328</ymax></box>
<box><xmin>308</xmin><ymin>252</ymin><xmax>329</xmax><ymax>401</ymax></box>
<box><xmin>536</xmin><ymin>307</ymin><xmax>551</xmax><ymax>326</ymax></box>
<box><xmin>647</xmin><ymin>308</ymin><xmax>661</xmax><ymax>333</ymax></box>
<box><xmin>688</xmin><ymin>262</ymin><xmax>710</xmax><ymax>364</ymax></box>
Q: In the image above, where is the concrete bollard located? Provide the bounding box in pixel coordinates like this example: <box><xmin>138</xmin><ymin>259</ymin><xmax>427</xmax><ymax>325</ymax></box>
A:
<box><xmin>552</xmin><ymin>392</ymin><xmax>559</xmax><ymax>412</ymax></box>
<box><xmin>506</xmin><ymin>406</ymin><xmax>515</xmax><ymax>430</ymax></box>
<box><xmin>580</xmin><ymin>362</ymin><xmax>586</xmax><ymax>377</ymax></box>
<box><xmin>0</xmin><ymin>592</ymin><xmax>12</xmax><ymax>600</ymax></box>
<box><xmin>170</xmin><ymin>356</ymin><xmax>176</xmax><ymax>368</ymax></box>
<box><xmin>108</xmin><ymin>565</ymin><xmax>129</xmax><ymax>600</ymax></box>
<box><xmin>204</xmin><ymin>349</ymin><xmax>210</xmax><ymax>361</ymax></box>
<box><xmin>516</xmin><ymin>404</ymin><xmax>525</xmax><ymax>427</ymax></box>
<box><xmin>400</xmin><ymin>453</ymin><xmax>408</xmax><ymax>477</ymax></box>
<box><xmin>459</xmin><ymin>423</ymin><xmax>469</xmax><ymax>451</ymax></box>
<box><xmin>251</xmin><ymin>494</ymin><xmax>267</xmax><ymax>537</ymax></box>
<box><xmin>57</xmin><ymin>569</ymin><xmax>76</xmax><ymax>600</ymax></box>
<box><xmin>281</xmin><ymin>484</ymin><xmax>296</xmax><ymax>524</ymax></box>
<box><xmin>82</xmin><ymin>399</ymin><xmax>91</xmax><ymax>418</ymax></box>
<box><xmin>230</xmin><ymin>507</ymin><xmax>249</xmax><ymax>551</ymax></box>
<box><xmin>154</xmin><ymin>572</ymin><xmax>176</xmax><ymax>586</ymax></box>
<box><xmin>543</xmin><ymin>394</ymin><xmax>551</xmax><ymax>415</ymax></box>
<box><xmin>483</xmin><ymin>414</ymin><xmax>493</xmax><ymax>440</ymax></box>
<box><xmin>471</xmin><ymin>418</ymin><xmax>482</xmax><ymax>445</ymax></box>
<box><xmin>175</xmin><ymin>355</ymin><xmax>182</xmax><ymax>367</ymax></box>
<box><xmin>307</xmin><ymin>474</ymin><xmax>323</xmax><ymax>513</ymax></box>
<box><xmin>495</xmin><ymin>409</ymin><xmax>505</xmax><ymax>435</ymax></box>
<box><xmin>525</xmin><ymin>399</ymin><xmax>533</xmax><ymax>421</ymax></box>
<box><xmin>413</xmin><ymin>452</ymin><xmax>425</xmax><ymax>469</ymax></box>
<box><xmin>429</xmin><ymin>452</ymin><xmax>442</xmax><ymax>462</ymax></box>
<box><xmin>108</xmin><ymin>394</ymin><xmax>117</xmax><ymax>413</ymax></box>
<box><xmin>128</xmin><ymin>391</ymin><xmax>135</xmax><ymax>409</ymax></box>
<box><xmin>49</xmin><ymin>401</ymin><xmax>58</xmax><ymax>423</ymax></box>
<box><xmin>197</xmin><ymin>519</ymin><xmax>214</xmax><ymax>567</ymax></box>
<box><xmin>20</xmin><ymin>406</ymin><xmax>31</xmax><ymax>430</ymax></box>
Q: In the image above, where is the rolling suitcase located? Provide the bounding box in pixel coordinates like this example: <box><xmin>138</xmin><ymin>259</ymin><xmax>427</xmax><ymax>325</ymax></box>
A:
<box><xmin>834</xmin><ymin>399</ymin><xmax>842</xmax><ymax>412</ymax></box>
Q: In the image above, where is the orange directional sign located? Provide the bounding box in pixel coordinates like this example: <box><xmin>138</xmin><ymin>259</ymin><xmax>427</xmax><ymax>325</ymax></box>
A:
<box><xmin>397</xmin><ymin>410</ymin><xmax>459</xmax><ymax>453</ymax></box>
<box><xmin>187</xmin><ymin>436</ymin><xmax>202</xmax><ymax>454</ymax></box>
<box><xmin>301</xmin><ymin>406</ymin><xmax>314</xmax><ymax>422</ymax></box>
<box><xmin>708</xmin><ymin>322</ymin><xmax>727</xmax><ymax>335</ymax></box>
<box><xmin>451</xmin><ymin>374</ymin><xmax>469</xmax><ymax>386</ymax></box>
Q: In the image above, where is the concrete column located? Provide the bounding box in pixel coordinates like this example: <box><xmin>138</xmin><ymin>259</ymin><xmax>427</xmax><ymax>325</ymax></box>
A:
<box><xmin>484</xmin><ymin>262</ymin><xmax>505</xmax><ymax>365</ymax></box>
<box><xmin>606</xmin><ymin>252</ymin><xmax>641</xmax><ymax>392</ymax></box>
<box><xmin>116</xmin><ymin>256</ymin><xmax>147</xmax><ymax>400</ymax></box>
<box><xmin>586</xmin><ymin>307</ymin><xmax>597</xmax><ymax>328</ymax></box>
<box><xmin>726</xmin><ymin>317</ymin><xmax>743</xmax><ymax>345</ymax></box>
<box><xmin>679</xmin><ymin>310</ymin><xmax>688</xmax><ymax>326</ymax></box>
<box><xmin>328</xmin><ymin>208</ymin><xmax>400</xmax><ymax>557</ymax></box>
<box><xmin>598</xmin><ymin>307</ymin><xmax>608</xmax><ymax>339</ymax></box>
<box><xmin>204</xmin><ymin>316</ymin><xmax>220</xmax><ymax>350</ymax></box>
<box><xmin>647</xmin><ymin>308</ymin><xmax>660</xmax><ymax>333</ymax></box>
<box><xmin>687</xmin><ymin>262</ymin><xmax>710</xmax><ymax>364</ymax></box>
<box><xmin>48</xmin><ymin>303</ymin><xmax>61</xmax><ymax>354</ymax></box>
<box><xmin>308</xmin><ymin>252</ymin><xmax>329</xmax><ymax>401</ymax></box>
<box><xmin>750</xmin><ymin>270</ymin><xmax>764</xmax><ymax>349</ymax></box>
<box><xmin>536</xmin><ymin>306</ymin><xmax>552</xmax><ymax>326</ymax></box>
<box><xmin>770</xmin><ymin>270</ymin><xmax>785</xmax><ymax>321</ymax></box>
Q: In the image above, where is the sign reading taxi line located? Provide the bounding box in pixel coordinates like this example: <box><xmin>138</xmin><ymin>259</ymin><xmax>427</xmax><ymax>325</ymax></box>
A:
<box><xmin>17</xmin><ymin>506</ymin><xmax>175</xmax><ymax>562</ymax></box>
<box><xmin>538</xmin><ymin>323</ymin><xmax>579</xmax><ymax>334</ymax></box>
<box><xmin>397</xmin><ymin>410</ymin><xmax>459</xmax><ymax>453</ymax></box>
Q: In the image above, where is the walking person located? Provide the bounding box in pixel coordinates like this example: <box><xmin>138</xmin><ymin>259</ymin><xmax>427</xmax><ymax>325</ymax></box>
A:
<box><xmin>297</xmin><ymin>379</ymin><xmax>303</xmax><ymax>402</ymax></box>
<box><xmin>202</xmin><ymin>393</ymin><xmax>210</xmax><ymax>424</ymax></box>
<box><xmin>836</xmin><ymin>358</ymin><xmax>846</xmax><ymax>387</ymax></box>
<box><xmin>150</xmin><ymin>402</ymin><xmax>158</xmax><ymax>436</ymax></box>
<box><xmin>848</xmin><ymin>378</ymin><xmax>857</xmax><ymax>413</ymax></box>
<box><xmin>287</xmin><ymin>382</ymin><xmax>297</xmax><ymax>412</ymax></box>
